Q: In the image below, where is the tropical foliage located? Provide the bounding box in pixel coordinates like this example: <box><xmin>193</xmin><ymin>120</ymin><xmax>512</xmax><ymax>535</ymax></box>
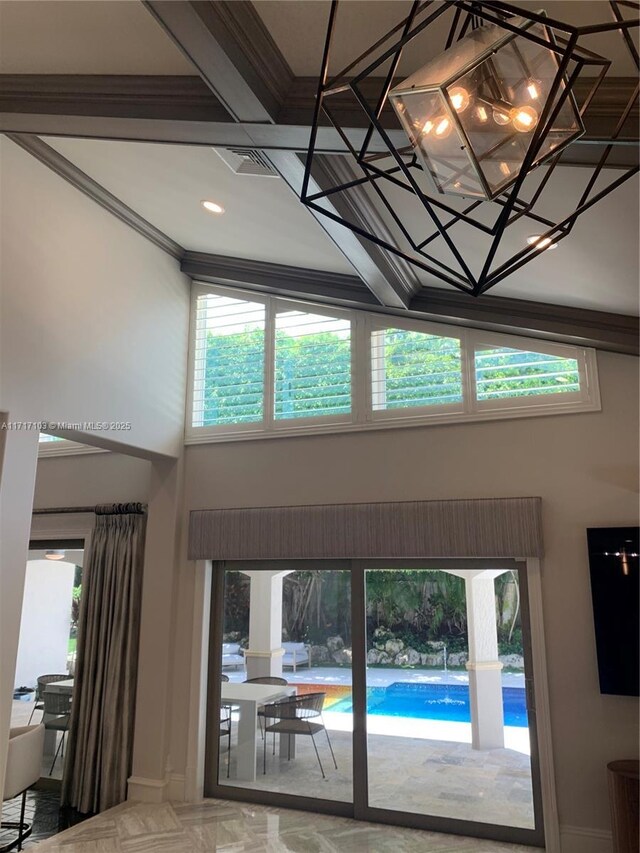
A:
<box><xmin>201</xmin><ymin>324</ymin><xmax>580</xmax><ymax>426</ymax></box>
<box><xmin>223</xmin><ymin>569</ymin><xmax>521</xmax><ymax>654</ymax></box>
<box><xmin>475</xmin><ymin>347</ymin><xmax>579</xmax><ymax>400</ymax></box>
<box><xmin>202</xmin><ymin>327</ymin><xmax>464</xmax><ymax>426</ymax></box>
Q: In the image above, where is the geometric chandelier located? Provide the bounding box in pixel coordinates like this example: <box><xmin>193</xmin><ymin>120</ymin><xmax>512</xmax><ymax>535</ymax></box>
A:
<box><xmin>302</xmin><ymin>1</ymin><xmax>639</xmax><ymax>296</ymax></box>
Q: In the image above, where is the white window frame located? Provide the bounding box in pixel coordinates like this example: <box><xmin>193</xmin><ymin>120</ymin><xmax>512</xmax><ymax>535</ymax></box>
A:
<box><xmin>468</xmin><ymin>329</ymin><xmax>598</xmax><ymax>418</ymax></box>
<box><xmin>189</xmin><ymin>288</ymin><xmax>269</xmax><ymax>437</ymax></box>
<box><xmin>185</xmin><ymin>282</ymin><xmax>601</xmax><ymax>444</ymax></box>
<box><xmin>368</xmin><ymin>313</ymin><xmax>467</xmax><ymax>423</ymax></box>
<box><xmin>271</xmin><ymin>297</ymin><xmax>355</xmax><ymax>430</ymax></box>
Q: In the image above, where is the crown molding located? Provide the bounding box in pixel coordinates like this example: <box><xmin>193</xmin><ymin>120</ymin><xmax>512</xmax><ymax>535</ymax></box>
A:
<box><xmin>5</xmin><ymin>133</ymin><xmax>184</xmax><ymax>260</ymax></box>
<box><xmin>0</xmin><ymin>74</ymin><xmax>229</xmax><ymax>122</ymax></box>
<box><xmin>183</xmin><ymin>250</ymin><xmax>639</xmax><ymax>355</ymax></box>
<box><xmin>0</xmin><ymin>73</ymin><xmax>636</xmax><ymax>165</ymax></box>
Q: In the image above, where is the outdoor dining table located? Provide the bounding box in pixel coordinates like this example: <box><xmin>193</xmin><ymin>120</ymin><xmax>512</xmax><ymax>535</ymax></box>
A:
<box><xmin>221</xmin><ymin>682</ymin><xmax>296</xmax><ymax>782</ymax></box>
<box><xmin>42</xmin><ymin>678</ymin><xmax>74</xmax><ymax>756</ymax></box>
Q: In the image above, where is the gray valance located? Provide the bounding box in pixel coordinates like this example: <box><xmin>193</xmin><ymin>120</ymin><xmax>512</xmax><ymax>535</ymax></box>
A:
<box><xmin>188</xmin><ymin>497</ymin><xmax>543</xmax><ymax>560</ymax></box>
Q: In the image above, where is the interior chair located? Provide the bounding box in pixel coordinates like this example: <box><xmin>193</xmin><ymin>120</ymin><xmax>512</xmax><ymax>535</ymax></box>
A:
<box><xmin>218</xmin><ymin>672</ymin><xmax>235</xmax><ymax>775</ymax></box>
<box><xmin>262</xmin><ymin>692</ymin><xmax>337</xmax><ymax>778</ymax></box>
<box><xmin>1</xmin><ymin>724</ymin><xmax>45</xmax><ymax>853</ymax></box>
<box><xmin>218</xmin><ymin>708</ymin><xmax>232</xmax><ymax>779</ymax></box>
<box><xmin>243</xmin><ymin>677</ymin><xmax>289</xmax><ymax>739</ymax></box>
<box><xmin>27</xmin><ymin>674</ymin><xmax>68</xmax><ymax>725</ymax></box>
<box><xmin>42</xmin><ymin>690</ymin><xmax>71</xmax><ymax>776</ymax></box>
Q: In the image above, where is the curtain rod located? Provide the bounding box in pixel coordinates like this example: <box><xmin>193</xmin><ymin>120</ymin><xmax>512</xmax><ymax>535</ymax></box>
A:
<box><xmin>32</xmin><ymin>504</ymin><xmax>147</xmax><ymax>515</ymax></box>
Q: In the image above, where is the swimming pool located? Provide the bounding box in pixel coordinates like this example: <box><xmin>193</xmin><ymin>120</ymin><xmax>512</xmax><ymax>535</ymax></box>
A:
<box><xmin>329</xmin><ymin>682</ymin><xmax>528</xmax><ymax>727</ymax></box>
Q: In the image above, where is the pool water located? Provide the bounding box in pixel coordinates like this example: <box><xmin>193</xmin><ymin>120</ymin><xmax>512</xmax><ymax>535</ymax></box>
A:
<box><xmin>329</xmin><ymin>682</ymin><xmax>529</xmax><ymax>728</ymax></box>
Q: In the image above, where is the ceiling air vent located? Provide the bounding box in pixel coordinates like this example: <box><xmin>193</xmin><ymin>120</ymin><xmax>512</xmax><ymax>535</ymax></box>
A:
<box><xmin>215</xmin><ymin>147</ymin><xmax>278</xmax><ymax>177</ymax></box>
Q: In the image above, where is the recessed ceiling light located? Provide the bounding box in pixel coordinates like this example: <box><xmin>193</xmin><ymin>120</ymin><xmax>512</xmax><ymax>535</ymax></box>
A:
<box><xmin>45</xmin><ymin>550</ymin><xmax>66</xmax><ymax>561</ymax></box>
<box><xmin>201</xmin><ymin>200</ymin><xmax>225</xmax><ymax>215</ymax></box>
<box><xmin>527</xmin><ymin>234</ymin><xmax>558</xmax><ymax>251</ymax></box>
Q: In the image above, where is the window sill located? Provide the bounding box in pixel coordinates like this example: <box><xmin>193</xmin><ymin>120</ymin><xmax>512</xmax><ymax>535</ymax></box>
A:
<box><xmin>184</xmin><ymin>396</ymin><xmax>602</xmax><ymax>445</ymax></box>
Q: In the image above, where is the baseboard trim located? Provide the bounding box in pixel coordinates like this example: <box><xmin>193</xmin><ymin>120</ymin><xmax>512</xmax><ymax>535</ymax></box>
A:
<box><xmin>167</xmin><ymin>773</ymin><xmax>186</xmax><ymax>801</ymax></box>
<box><xmin>560</xmin><ymin>824</ymin><xmax>613</xmax><ymax>853</ymax></box>
<box><xmin>127</xmin><ymin>774</ymin><xmax>170</xmax><ymax>803</ymax></box>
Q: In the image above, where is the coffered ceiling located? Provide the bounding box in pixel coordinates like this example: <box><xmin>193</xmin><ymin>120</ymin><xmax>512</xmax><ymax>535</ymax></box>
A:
<box><xmin>0</xmin><ymin>0</ymin><xmax>638</xmax><ymax>353</ymax></box>
<box><xmin>256</xmin><ymin>0</ymin><xmax>640</xmax><ymax>78</ymax></box>
<box><xmin>0</xmin><ymin>0</ymin><xmax>194</xmax><ymax>74</ymax></box>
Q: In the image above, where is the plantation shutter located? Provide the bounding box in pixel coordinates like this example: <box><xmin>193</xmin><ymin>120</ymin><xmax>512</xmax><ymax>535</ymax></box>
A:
<box><xmin>371</xmin><ymin>326</ymin><xmax>463</xmax><ymax>412</ymax></box>
<box><xmin>274</xmin><ymin>307</ymin><xmax>352</xmax><ymax>420</ymax></box>
<box><xmin>474</xmin><ymin>345</ymin><xmax>581</xmax><ymax>401</ymax></box>
<box><xmin>192</xmin><ymin>291</ymin><xmax>266</xmax><ymax>428</ymax></box>
<box><xmin>188</xmin><ymin>497</ymin><xmax>543</xmax><ymax>560</ymax></box>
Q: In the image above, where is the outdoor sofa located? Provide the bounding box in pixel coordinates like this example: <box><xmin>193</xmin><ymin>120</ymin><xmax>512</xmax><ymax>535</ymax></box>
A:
<box><xmin>221</xmin><ymin>643</ymin><xmax>245</xmax><ymax>670</ymax></box>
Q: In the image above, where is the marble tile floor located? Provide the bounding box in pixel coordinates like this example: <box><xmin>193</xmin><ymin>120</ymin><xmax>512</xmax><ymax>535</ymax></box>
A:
<box><xmin>28</xmin><ymin>798</ymin><xmax>537</xmax><ymax>853</ymax></box>
<box><xmin>220</xmin><ymin>730</ymin><xmax>534</xmax><ymax>830</ymax></box>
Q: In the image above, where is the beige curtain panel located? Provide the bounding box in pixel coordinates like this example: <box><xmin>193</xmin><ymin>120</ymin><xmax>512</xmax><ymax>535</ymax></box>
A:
<box><xmin>61</xmin><ymin>503</ymin><xmax>146</xmax><ymax>814</ymax></box>
<box><xmin>189</xmin><ymin>497</ymin><xmax>543</xmax><ymax>560</ymax></box>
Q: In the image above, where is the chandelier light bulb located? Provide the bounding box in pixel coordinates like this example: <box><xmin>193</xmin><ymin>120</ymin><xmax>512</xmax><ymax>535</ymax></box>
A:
<box><xmin>511</xmin><ymin>105</ymin><xmax>539</xmax><ymax>132</ymax></box>
<box><xmin>527</xmin><ymin>80</ymin><xmax>540</xmax><ymax>99</ymax></box>
<box><xmin>527</xmin><ymin>234</ymin><xmax>558</xmax><ymax>251</ymax></box>
<box><xmin>434</xmin><ymin>117</ymin><xmax>452</xmax><ymax>138</ymax></box>
<box><xmin>476</xmin><ymin>105</ymin><xmax>489</xmax><ymax>123</ymax></box>
<box><xmin>420</xmin><ymin>119</ymin><xmax>435</xmax><ymax>136</ymax></box>
<box><xmin>492</xmin><ymin>109</ymin><xmax>511</xmax><ymax>126</ymax></box>
<box><xmin>448</xmin><ymin>86</ymin><xmax>470</xmax><ymax>112</ymax></box>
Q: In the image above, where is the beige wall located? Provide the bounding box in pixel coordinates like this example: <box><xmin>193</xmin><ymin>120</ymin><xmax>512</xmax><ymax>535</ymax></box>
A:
<box><xmin>0</xmin><ymin>137</ymin><xmax>190</xmax><ymax>459</ymax></box>
<box><xmin>34</xmin><ymin>452</ymin><xmax>152</xmax><ymax>508</ymax></box>
<box><xmin>0</xmin><ymin>136</ymin><xmax>188</xmax><ymax>799</ymax></box>
<box><xmin>167</xmin><ymin>349</ymin><xmax>638</xmax><ymax>850</ymax></box>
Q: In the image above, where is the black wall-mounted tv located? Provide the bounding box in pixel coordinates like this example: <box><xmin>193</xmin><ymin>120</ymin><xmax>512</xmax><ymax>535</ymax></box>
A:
<box><xmin>587</xmin><ymin>526</ymin><xmax>639</xmax><ymax>697</ymax></box>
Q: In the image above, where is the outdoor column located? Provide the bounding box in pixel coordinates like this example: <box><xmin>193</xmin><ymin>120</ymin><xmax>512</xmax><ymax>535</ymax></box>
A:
<box><xmin>465</xmin><ymin>575</ymin><xmax>505</xmax><ymax>750</ymax></box>
<box><xmin>243</xmin><ymin>571</ymin><xmax>289</xmax><ymax>679</ymax></box>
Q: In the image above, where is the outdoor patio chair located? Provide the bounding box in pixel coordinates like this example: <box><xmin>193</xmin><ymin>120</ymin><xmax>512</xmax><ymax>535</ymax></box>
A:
<box><xmin>262</xmin><ymin>692</ymin><xmax>337</xmax><ymax>778</ymax></box>
<box><xmin>27</xmin><ymin>674</ymin><xmax>69</xmax><ymax>725</ymax></box>
<box><xmin>243</xmin><ymin>677</ymin><xmax>289</xmax><ymax>739</ymax></box>
<box><xmin>220</xmin><ymin>674</ymin><xmax>229</xmax><ymax>682</ymax></box>
<box><xmin>281</xmin><ymin>643</ymin><xmax>310</xmax><ymax>671</ymax></box>
<box><xmin>42</xmin><ymin>690</ymin><xmax>71</xmax><ymax>776</ymax></box>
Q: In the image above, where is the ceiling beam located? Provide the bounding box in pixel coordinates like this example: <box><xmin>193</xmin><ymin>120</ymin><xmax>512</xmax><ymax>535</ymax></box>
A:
<box><xmin>0</xmin><ymin>73</ymin><xmax>636</xmax><ymax>166</ymax></box>
<box><xmin>0</xmin><ymin>111</ymin><xmax>408</xmax><ymax>154</ymax></box>
<box><xmin>183</xmin><ymin>250</ymin><xmax>639</xmax><ymax>356</ymax></box>
<box><xmin>143</xmin><ymin>2</ymin><xmax>290</xmax><ymax>123</ymax></box>
<box><xmin>0</xmin><ymin>74</ymin><xmax>230</xmax><ymax>122</ymax></box>
<box><xmin>141</xmin><ymin>1</ymin><xmax>418</xmax><ymax>308</ymax></box>
<box><xmin>266</xmin><ymin>150</ymin><xmax>417</xmax><ymax>308</ymax></box>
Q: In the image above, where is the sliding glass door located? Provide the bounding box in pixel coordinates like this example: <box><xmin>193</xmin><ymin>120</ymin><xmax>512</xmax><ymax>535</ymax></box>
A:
<box><xmin>205</xmin><ymin>560</ymin><xmax>544</xmax><ymax>846</ymax></box>
<box><xmin>361</xmin><ymin>565</ymin><xmax>542</xmax><ymax>843</ymax></box>
<box><xmin>207</xmin><ymin>563</ymin><xmax>353</xmax><ymax>810</ymax></box>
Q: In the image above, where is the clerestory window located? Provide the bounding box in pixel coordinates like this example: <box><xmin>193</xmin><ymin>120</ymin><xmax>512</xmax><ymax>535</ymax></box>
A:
<box><xmin>187</xmin><ymin>283</ymin><xmax>600</xmax><ymax>442</ymax></box>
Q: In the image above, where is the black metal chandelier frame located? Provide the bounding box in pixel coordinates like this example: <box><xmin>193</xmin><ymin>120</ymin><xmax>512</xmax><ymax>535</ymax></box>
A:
<box><xmin>301</xmin><ymin>0</ymin><xmax>640</xmax><ymax>296</ymax></box>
